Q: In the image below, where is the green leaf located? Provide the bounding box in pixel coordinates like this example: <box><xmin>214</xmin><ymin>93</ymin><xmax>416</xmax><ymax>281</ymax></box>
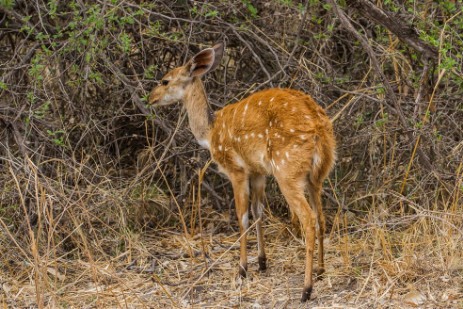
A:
<box><xmin>0</xmin><ymin>0</ymin><xmax>15</xmax><ymax>9</ymax></box>
<box><xmin>242</xmin><ymin>0</ymin><xmax>258</xmax><ymax>18</ymax></box>
<box><xmin>322</xmin><ymin>3</ymin><xmax>332</xmax><ymax>10</ymax></box>
<box><xmin>89</xmin><ymin>71</ymin><xmax>103</xmax><ymax>85</ymax></box>
<box><xmin>144</xmin><ymin>65</ymin><xmax>158</xmax><ymax>79</ymax></box>
<box><xmin>119</xmin><ymin>32</ymin><xmax>132</xmax><ymax>54</ymax></box>
<box><xmin>205</xmin><ymin>10</ymin><xmax>218</xmax><ymax>18</ymax></box>
<box><xmin>48</xmin><ymin>0</ymin><xmax>58</xmax><ymax>18</ymax></box>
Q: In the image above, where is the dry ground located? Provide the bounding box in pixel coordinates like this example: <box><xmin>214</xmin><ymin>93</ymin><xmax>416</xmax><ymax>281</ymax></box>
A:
<box><xmin>2</xmin><ymin>201</ymin><xmax>462</xmax><ymax>309</ymax></box>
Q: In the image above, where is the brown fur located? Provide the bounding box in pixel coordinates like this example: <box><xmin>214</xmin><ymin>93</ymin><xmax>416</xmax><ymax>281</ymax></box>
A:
<box><xmin>148</xmin><ymin>44</ymin><xmax>336</xmax><ymax>302</ymax></box>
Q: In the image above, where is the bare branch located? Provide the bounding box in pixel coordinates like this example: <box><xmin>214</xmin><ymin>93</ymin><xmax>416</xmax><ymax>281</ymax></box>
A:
<box><xmin>346</xmin><ymin>0</ymin><xmax>438</xmax><ymax>61</ymax></box>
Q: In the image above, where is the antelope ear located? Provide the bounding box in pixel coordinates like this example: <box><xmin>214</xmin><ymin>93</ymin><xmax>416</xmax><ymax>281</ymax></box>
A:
<box><xmin>209</xmin><ymin>43</ymin><xmax>224</xmax><ymax>71</ymax></box>
<box><xmin>187</xmin><ymin>43</ymin><xmax>224</xmax><ymax>77</ymax></box>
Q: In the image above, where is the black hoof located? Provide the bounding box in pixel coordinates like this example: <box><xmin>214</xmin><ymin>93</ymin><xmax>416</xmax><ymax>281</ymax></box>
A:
<box><xmin>258</xmin><ymin>256</ymin><xmax>267</xmax><ymax>272</ymax></box>
<box><xmin>239</xmin><ymin>264</ymin><xmax>247</xmax><ymax>278</ymax></box>
<box><xmin>301</xmin><ymin>286</ymin><xmax>312</xmax><ymax>302</ymax></box>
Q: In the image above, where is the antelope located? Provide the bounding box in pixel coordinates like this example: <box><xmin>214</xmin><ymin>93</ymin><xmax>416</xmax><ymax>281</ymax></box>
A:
<box><xmin>148</xmin><ymin>43</ymin><xmax>336</xmax><ymax>302</ymax></box>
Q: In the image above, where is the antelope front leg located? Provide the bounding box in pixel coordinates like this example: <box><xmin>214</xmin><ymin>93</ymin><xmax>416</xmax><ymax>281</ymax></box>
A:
<box><xmin>229</xmin><ymin>172</ymin><xmax>250</xmax><ymax>277</ymax></box>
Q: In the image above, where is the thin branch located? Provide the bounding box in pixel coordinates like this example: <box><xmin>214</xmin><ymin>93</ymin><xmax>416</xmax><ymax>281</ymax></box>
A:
<box><xmin>346</xmin><ymin>0</ymin><xmax>438</xmax><ymax>61</ymax></box>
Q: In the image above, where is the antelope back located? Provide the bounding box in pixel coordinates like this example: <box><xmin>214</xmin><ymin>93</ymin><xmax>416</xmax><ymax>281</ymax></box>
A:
<box><xmin>209</xmin><ymin>88</ymin><xmax>335</xmax><ymax>180</ymax></box>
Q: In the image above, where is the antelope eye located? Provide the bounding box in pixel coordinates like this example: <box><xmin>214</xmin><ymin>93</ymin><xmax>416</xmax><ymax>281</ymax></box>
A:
<box><xmin>161</xmin><ymin>80</ymin><xmax>169</xmax><ymax>86</ymax></box>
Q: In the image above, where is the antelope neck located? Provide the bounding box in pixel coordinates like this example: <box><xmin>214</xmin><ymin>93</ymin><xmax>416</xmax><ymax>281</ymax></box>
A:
<box><xmin>183</xmin><ymin>77</ymin><xmax>215</xmax><ymax>149</ymax></box>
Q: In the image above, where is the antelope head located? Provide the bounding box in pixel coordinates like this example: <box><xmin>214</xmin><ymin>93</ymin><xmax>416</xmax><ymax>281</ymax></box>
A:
<box><xmin>148</xmin><ymin>43</ymin><xmax>224</xmax><ymax>107</ymax></box>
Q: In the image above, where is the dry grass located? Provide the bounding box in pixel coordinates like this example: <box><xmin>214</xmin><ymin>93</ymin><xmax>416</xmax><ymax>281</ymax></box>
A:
<box><xmin>1</xmin><ymin>179</ymin><xmax>462</xmax><ymax>308</ymax></box>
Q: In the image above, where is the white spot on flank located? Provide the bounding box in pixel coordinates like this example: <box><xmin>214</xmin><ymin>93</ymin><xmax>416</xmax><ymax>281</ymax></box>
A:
<box><xmin>283</xmin><ymin>102</ymin><xmax>288</xmax><ymax>107</ymax></box>
<box><xmin>276</xmin><ymin>151</ymin><xmax>280</xmax><ymax>156</ymax></box>
<box><xmin>251</xmin><ymin>133</ymin><xmax>255</xmax><ymax>138</ymax></box>
<box><xmin>290</xmin><ymin>128</ymin><xmax>295</xmax><ymax>133</ymax></box>
<box><xmin>258</xmin><ymin>101</ymin><xmax>262</xmax><ymax>106</ymax></box>
<box><xmin>300</xmin><ymin>135</ymin><xmax>307</xmax><ymax>140</ymax></box>
<box><xmin>265</xmin><ymin>128</ymin><xmax>269</xmax><ymax>135</ymax></box>
<box><xmin>245</xmin><ymin>134</ymin><xmax>249</xmax><ymax>140</ymax></box>
<box><xmin>218</xmin><ymin>144</ymin><xmax>223</xmax><ymax>151</ymax></box>
<box><xmin>285</xmin><ymin>151</ymin><xmax>290</xmax><ymax>159</ymax></box>
<box><xmin>258</xmin><ymin>133</ymin><xmax>264</xmax><ymax>139</ymax></box>
<box><xmin>281</xmin><ymin>159</ymin><xmax>285</xmax><ymax>165</ymax></box>
<box><xmin>270</xmin><ymin>97</ymin><xmax>275</xmax><ymax>102</ymax></box>
<box><xmin>304</xmin><ymin>115</ymin><xmax>311</xmax><ymax>120</ymax></box>
<box><xmin>244</xmin><ymin>103</ymin><xmax>249</xmax><ymax>111</ymax></box>
<box><xmin>222</xmin><ymin>122</ymin><xmax>226</xmax><ymax>128</ymax></box>
<box><xmin>269</xmin><ymin>121</ymin><xmax>272</xmax><ymax>127</ymax></box>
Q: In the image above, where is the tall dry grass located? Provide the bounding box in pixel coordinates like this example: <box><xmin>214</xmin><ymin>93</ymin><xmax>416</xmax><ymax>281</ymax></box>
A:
<box><xmin>1</xmin><ymin>132</ymin><xmax>461</xmax><ymax>308</ymax></box>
